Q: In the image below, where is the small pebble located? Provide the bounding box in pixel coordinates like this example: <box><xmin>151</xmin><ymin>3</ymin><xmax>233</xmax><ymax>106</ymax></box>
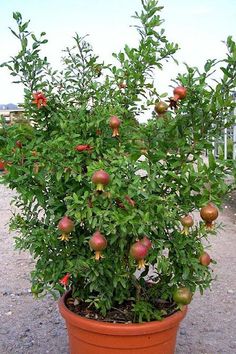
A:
<box><xmin>227</xmin><ymin>289</ymin><xmax>234</xmax><ymax>294</ymax></box>
<box><xmin>5</xmin><ymin>311</ymin><xmax>12</xmax><ymax>316</ymax></box>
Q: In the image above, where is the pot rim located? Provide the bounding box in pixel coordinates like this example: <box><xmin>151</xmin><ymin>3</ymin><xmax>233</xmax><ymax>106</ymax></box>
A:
<box><xmin>59</xmin><ymin>290</ymin><xmax>187</xmax><ymax>336</ymax></box>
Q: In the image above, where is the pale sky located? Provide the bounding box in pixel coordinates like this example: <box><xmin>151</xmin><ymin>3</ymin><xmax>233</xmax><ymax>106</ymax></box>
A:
<box><xmin>0</xmin><ymin>0</ymin><xmax>235</xmax><ymax>104</ymax></box>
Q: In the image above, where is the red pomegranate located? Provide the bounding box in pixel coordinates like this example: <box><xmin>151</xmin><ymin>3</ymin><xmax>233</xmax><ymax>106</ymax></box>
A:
<box><xmin>154</xmin><ymin>101</ymin><xmax>168</xmax><ymax>115</ymax></box>
<box><xmin>130</xmin><ymin>241</ymin><xmax>149</xmax><ymax>269</ymax></box>
<box><xmin>169</xmin><ymin>86</ymin><xmax>187</xmax><ymax>109</ymax></box>
<box><xmin>58</xmin><ymin>216</ymin><xmax>74</xmax><ymax>241</ymax></box>
<box><xmin>92</xmin><ymin>170</ymin><xmax>110</xmax><ymax>192</ymax></box>
<box><xmin>109</xmin><ymin>116</ymin><xmax>121</xmax><ymax>137</ymax></box>
<box><xmin>200</xmin><ymin>203</ymin><xmax>219</xmax><ymax>229</ymax></box>
<box><xmin>199</xmin><ymin>251</ymin><xmax>211</xmax><ymax>266</ymax></box>
<box><xmin>140</xmin><ymin>236</ymin><xmax>152</xmax><ymax>250</ymax></box>
<box><xmin>89</xmin><ymin>231</ymin><xmax>107</xmax><ymax>260</ymax></box>
<box><xmin>180</xmin><ymin>214</ymin><xmax>194</xmax><ymax>235</ymax></box>
<box><xmin>173</xmin><ymin>86</ymin><xmax>187</xmax><ymax>100</ymax></box>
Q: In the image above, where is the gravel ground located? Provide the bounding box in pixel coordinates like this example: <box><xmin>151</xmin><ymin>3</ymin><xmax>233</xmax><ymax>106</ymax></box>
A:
<box><xmin>0</xmin><ymin>184</ymin><xmax>235</xmax><ymax>354</ymax></box>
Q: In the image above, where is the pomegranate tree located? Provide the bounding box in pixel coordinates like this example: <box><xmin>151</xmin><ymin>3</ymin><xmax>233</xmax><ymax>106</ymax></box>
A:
<box><xmin>1</xmin><ymin>1</ymin><xmax>235</xmax><ymax>324</ymax></box>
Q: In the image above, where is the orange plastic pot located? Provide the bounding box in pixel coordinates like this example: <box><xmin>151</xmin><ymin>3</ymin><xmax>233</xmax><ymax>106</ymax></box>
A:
<box><xmin>59</xmin><ymin>291</ymin><xmax>187</xmax><ymax>354</ymax></box>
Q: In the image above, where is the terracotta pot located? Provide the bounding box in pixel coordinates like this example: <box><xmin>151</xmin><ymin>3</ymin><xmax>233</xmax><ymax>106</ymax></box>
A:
<box><xmin>59</xmin><ymin>291</ymin><xmax>187</xmax><ymax>354</ymax></box>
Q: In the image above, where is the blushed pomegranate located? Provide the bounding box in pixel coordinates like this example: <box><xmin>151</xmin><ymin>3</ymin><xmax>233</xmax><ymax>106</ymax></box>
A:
<box><xmin>180</xmin><ymin>214</ymin><xmax>194</xmax><ymax>235</ymax></box>
<box><xmin>109</xmin><ymin>116</ymin><xmax>121</xmax><ymax>137</ymax></box>
<box><xmin>154</xmin><ymin>101</ymin><xmax>168</xmax><ymax>115</ymax></box>
<box><xmin>140</xmin><ymin>236</ymin><xmax>152</xmax><ymax>250</ymax></box>
<box><xmin>130</xmin><ymin>241</ymin><xmax>149</xmax><ymax>269</ymax></box>
<box><xmin>199</xmin><ymin>251</ymin><xmax>211</xmax><ymax>266</ymax></box>
<box><xmin>92</xmin><ymin>170</ymin><xmax>110</xmax><ymax>192</ymax></box>
<box><xmin>173</xmin><ymin>86</ymin><xmax>187</xmax><ymax>100</ymax></box>
<box><xmin>58</xmin><ymin>216</ymin><xmax>74</xmax><ymax>241</ymax></box>
<box><xmin>89</xmin><ymin>231</ymin><xmax>107</xmax><ymax>260</ymax></box>
<box><xmin>200</xmin><ymin>203</ymin><xmax>219</xmax><ymax>229</ymax></box>
<box><xmin>169</xmin><ymin>86</ymin><xmax>187</xmax><ymax>109</ymax></box>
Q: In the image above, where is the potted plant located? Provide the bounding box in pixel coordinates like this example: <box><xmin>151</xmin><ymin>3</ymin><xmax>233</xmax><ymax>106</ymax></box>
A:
<box><xmin>1</xmin><ymin>1</ymin><xmax>235</xmax><ymax>353</ymax></box>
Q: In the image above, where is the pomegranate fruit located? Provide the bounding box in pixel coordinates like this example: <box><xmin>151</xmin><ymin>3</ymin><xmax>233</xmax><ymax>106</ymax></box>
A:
<box><xmin>58</xmin><ymin>216</ymin><xmax>74</xmax><ymax>241</ymax></box>
<box><xmin>180</xmin><ymin>214</ymin><xmax>194</xmax><ymax>235</ymax></box>
<box><xmin>199</xmin><ymin>251</ymin><xmax>211</xmax><ymax>266</ymax></box>
<box><xmin>173</xmin><ymin>86</ymin><xmax>187</xmax><ymax>100</ymax></box>
<box><xmin>92</xmin><ymin>170</ymin><xmax>110</xmax><ymax>192</ymax></box>
<box><xmin>140</xmin><ymin>236</ymin><xmax>152</xmax><ymax>250</ymax></box>
<box><xmin>130</xmin><ymin>241</ymin><xmax>149</xmax><ymax>269</ymax></box>
<box><xmin>154</xmin><ymin>101</ymin><xmax>168</xmax><ymax>115</ymax></box>
<box><xmin>169</xmin><ymin>86</ymin><xmax>187</xmax><ymax>109</ymax></box>
<box><xmin>109</xmin><ymin>116</ymin><xmax>121</xmax><ymax>137</ymax></box>
<box><xmin>200</xmin><ymin>203</ymin><xmax>219</xmax><ymax>229</ymax></box>
<box><xmin>173</xmin><ymin>287</ymin><xmax>193</xmax><ymax>305</ymax></box>
<box><xmin>89</xmin><ymin>231</ymin><xmax>107</xmax><ymax>260</ymax></box>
